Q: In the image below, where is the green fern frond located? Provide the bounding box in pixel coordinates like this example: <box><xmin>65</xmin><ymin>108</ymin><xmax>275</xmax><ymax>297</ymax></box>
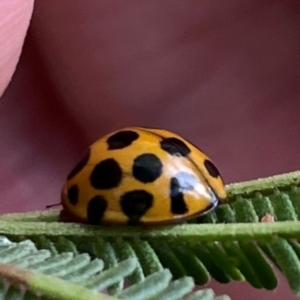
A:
<box><xmin>1</xmin><ymin>171</ymin><xmax>300</xmax><ymax>299</ymax></box>
<box><xmin>0</xmin><ymin>237</ymin><xmax>228</xmax><ymax>300</ymax></box>
<box><xmin>201</xmin><ymin>170</ymin><xmax>300</xmax><ymax>223</ymax></box>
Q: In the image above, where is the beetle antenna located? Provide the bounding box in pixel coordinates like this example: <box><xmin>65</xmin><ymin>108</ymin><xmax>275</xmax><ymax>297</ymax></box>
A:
<box><xmin>46</xmin><ymin>203</ymin><xmax>61</xmax><ymax>209</ymax></box>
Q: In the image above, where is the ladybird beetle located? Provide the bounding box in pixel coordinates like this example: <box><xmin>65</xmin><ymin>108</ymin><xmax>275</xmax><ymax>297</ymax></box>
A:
<box><xmin>60</xmin><ymin>127</ymin><xmax>227</xmax><ymax>225</ymax></box>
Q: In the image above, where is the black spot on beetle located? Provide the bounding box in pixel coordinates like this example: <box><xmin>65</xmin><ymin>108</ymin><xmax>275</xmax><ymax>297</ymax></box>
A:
<box><xmin>170</xmin><ymin>177</ymin><xmax>189</xmax><ymax>215</ymax></box>
<box><xmin>87</xmin><ymin>195</ymin><xmax>108</xmax><ymax>224</ymax></box>
<box><xmin>132</xmin><ymin>153</ymin><xmax>163</xmax><ymax>183</ymax></box>
<box><xmin>68</xmin><ymin>185</ymin><xmax>79</xmax><ymax>205</ymax></box>
<box><xmin>160</xmin><ymin>137</ymin><xmax>191</xmax><ymax>157</ymax></box>
<box><xmin>90</xmin><ymin>158</ymin><xmax>123</xmax><ymax>189</ymax></box>
<box><xmin>67</xmin><ymin>148</ymin><xmax>91</xmax><ymax>180</ymax></box>
<box><xmin>204</xmin><ymin>159</ymin><xmax>220</xmax><ymax>178</ymax></box>
<box><xmin>120</xmin><ymin>190</ymin><xmax>153</xmax><ymax>224</ymax></box>
<box><xmin>107</xmin><ymin>130</ymin><xmax>139</xmax><ymax>150</ymax></box>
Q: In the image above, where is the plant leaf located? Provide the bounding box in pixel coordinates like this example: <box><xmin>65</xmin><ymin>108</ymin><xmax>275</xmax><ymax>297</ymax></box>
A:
<box><xmin>1</xmin><ymin>171</ymin><xmax>300</xmax><ymax>298</ymax></box>
<box><xmin>0</xmin><ymin>237</ymin><xmax>229</xmax><ymax>300</ymax></box>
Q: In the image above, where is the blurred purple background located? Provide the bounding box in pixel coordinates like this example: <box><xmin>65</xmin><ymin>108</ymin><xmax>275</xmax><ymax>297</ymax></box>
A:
<box><xmin>1</xmin><ymin>1</ymin><xmax>300</xmax><ymax>299</ymax></box>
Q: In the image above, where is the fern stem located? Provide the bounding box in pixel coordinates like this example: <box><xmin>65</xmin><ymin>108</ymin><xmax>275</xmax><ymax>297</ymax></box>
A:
<box><xmin>0</xmin><ymin>221</ymin><xmax>299</xmax><ymax>242</ymax></box>
<box><xmin>0</xmin><ymin>263</ymin><xmax>117</xmax><ymax>300</ymax></box>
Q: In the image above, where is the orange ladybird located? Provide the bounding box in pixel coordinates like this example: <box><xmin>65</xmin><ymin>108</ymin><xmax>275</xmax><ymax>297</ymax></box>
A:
<box><xmin>60</xmin><ymin>127</ymin><xmax>227</xmax><ymax>225</ymax></box>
